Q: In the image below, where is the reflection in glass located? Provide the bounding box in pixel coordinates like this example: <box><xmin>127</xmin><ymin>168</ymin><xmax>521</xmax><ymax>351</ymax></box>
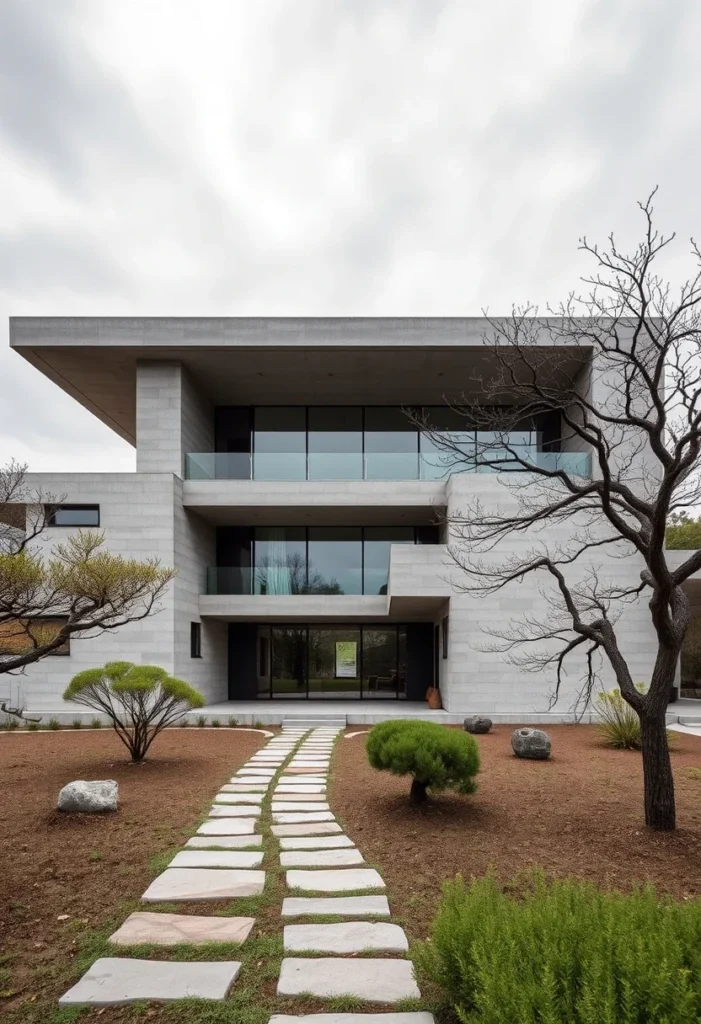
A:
<box><xmin>364</xmin><ymin>407</ymin><xmax>419</xmax><ymax>480</ymax></box>
<box><xmin>271</xmin><ymin>627</ymin><xmax>307</xmax><ymax>697</ymax></box>
<box><xmin>363</xmin><ymin>628</ymin><xmax>398</xmax><ymax>699</ymax></box>
<box><xmin>307</xmin><ymin>527</ymin><xmax>362</xmax><ymax>594</ymax></box>
<box><xmin>257</xmin><ymin>627</ymin><xmax>271</xmax><ymax>696</ymax></box>
<box><xmin>308</xmin><ymin>628</ymin><xmax>361</xmax><ymax>698</ymax></box>
<box><xmin>363</xmin><ymin>527</ymin><xmax>415</xmax><ymax>595</ymax></box>
<box><xmin>254</xmin><ymin>527</ymin><xmax>306</xmax><ymax>594</ymax></box>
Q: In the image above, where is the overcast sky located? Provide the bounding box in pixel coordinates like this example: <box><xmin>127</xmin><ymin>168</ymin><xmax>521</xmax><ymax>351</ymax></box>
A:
<box><xmin>1</xmin><ymin>0</ymin><xmax>701</xmax><ymax>472</ymax></box>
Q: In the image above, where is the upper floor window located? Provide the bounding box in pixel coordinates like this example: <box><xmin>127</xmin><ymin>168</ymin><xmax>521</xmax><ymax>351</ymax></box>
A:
<box><xmin>48</xmin><ymin>505</ymin><xmax>100</xmax><ymax>527</ymax></box>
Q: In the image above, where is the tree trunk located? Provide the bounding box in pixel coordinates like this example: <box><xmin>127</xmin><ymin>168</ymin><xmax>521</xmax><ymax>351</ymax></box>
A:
<box><xmin>410</xmin><ymin>779</ymin><xmax>428</xmax><ymax>804</ymax></box>
<box><xmin>640</xmin><ymin>711</ymin><xmax>676</xmax><ymax>830</ymax></box>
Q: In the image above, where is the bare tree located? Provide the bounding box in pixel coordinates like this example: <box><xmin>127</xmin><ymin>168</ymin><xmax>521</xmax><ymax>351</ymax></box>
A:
<box><xmin>420</xmin><ymin>192</ymin><xmax>701</xmax><ymax>830</ymax></box>
<box><xmin>0</xmin><ymin>462</ymin><xmax>176</xmax><ymax>692</ymax></box>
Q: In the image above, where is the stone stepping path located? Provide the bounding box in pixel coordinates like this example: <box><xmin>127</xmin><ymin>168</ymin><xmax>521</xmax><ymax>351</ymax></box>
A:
<box><xmin>109</xmin><ymin>912</ymin><xmax>255</xmax><ymax>946</ymax></box>
<box><xmin>169</xmin><ymin>850</ymin><xmax>264</xmax><ymax>869</ymax></box>
<box><xmin>280</xmin><ymin>849</ymin><xmax>364</xmax><ymax>867</ymax></box>
<box><xmin>277</xmin><ymin>958</ymin><xmax>420</xmax><ymax>1002</ymax></box>
<box><xmin>59</xmin><ymin>958</ymin><xmax>242</xmax><ymax>1006</ymax></box>
<box><xmin>142</xmin><ymin>867</ymin><xmax>265</xmax><ymax>901</ymax></box>
<box><xmin>283</xmin><ymin>922</ymin><xmax>408</xmax><ymax>953</ymax></box>
<box><xmin>272</xmin><ymin>821</ymin><xmax>343</xmax><ymax>837</ymax></box>
<box><xmin>281</xmin><ymin>895</ymin><xmax>391</xmax><ymax>917</ymax></box>
<box><xmin>286</xmin><ymin>868</ymin><xmax>385</xmax><ymax>892</ymax></box>
<box><xmin>215</xmin><ymin>792</ymin><xmax>264</xmax><ymax>804</ymax></box>
<box><xmin>209</xmin><ymin>805</ymin><xmax>263</xmax><ymax>817</ymax></box>
<box><xmin>269</xmin><ymin>726</ymin><xmax>427</xmax><ymax>1015</ymax></box>
<box><xmin>197</xmin><ymin>818</ymin><xmax>257</xmax><ymax>836</ymax></box>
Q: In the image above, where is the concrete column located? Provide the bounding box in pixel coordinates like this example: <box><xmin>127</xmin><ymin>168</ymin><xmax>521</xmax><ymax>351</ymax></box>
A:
<box><xmin>136</xmin><ymin>362</ymin><xmax>213</xmax><ymax>476</ymax></box>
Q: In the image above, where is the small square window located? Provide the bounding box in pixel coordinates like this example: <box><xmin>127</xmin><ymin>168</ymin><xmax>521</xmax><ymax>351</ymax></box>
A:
<box><xmin>48</xmin><ymin>505</ymin><xmax>100</xmax><ymax>527</ymax></box>
<box><xmin>190</xmin><ymin>622</ymin><xmax>202</xmax><ymax>658</ymax></box>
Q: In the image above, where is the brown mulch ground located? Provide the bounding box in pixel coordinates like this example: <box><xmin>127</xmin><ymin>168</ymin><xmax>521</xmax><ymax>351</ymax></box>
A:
<box><xmin>0</xmin><ymin>727</ymin><xmax>264</xmax><ymax>1019</ymax></box>
<box><xmin>331</xmin><ymin>724</ymin><xmax>701</xmax><ymax>944</ymax></box>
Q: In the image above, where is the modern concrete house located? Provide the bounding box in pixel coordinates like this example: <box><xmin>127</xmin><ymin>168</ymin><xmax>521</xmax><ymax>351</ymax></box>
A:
<box><xmin>4</xmin><ymin>316</ymin><xmax>687</xmax><ymax>724</ymax></box>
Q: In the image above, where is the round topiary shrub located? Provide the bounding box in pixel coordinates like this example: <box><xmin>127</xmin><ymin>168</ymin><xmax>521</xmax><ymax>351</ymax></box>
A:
<box><xmin>366</xmin><ymin>719</ymin><xmax>480</xmax><ymax>804</ymax></box>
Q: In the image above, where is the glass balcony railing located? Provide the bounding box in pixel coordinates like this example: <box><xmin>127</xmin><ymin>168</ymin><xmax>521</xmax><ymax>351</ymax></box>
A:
<box><xmin>187</xmin><ymin>450</ymin><xmax>592</xmax><ymax>482</ymax></box>
<box><xmin>205</xmin><ymin>565</ymin><xmax>374</xmax><ymax>596</ymax></box>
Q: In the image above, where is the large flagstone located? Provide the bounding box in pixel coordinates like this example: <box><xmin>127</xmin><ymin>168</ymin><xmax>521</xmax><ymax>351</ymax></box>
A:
<box><xmin>196</xmin><ymin>819</ymin><xmax>257</xmax><ymax>836</ymax></box>
<box><xmin>209</xmin><ymin>805</ymin><xmax>262</xmax><ymax>817</ymax></box>
<box><xmin>272</xmin><ymin>802</ymin><xmax>330</xmax><ymax>812</ymax></box>
<box><xmin>283</xmin><ymin>921</ymin><xmax>408</xmax><ymax>953</ymax></box>
<box><xmin>142</xmin><ymin>867</ymin><xmax>265</xmax><ymax>901</ymax></box>
<box><xmin>272</xmin><ymin>792</ymin><xmax>326</xmax><ymax>801</ymax></box>
<box><xmin>59</xmin><ymin>958</ymin><xmax>241</xmax><ymax>1006</ymax></box>
<box><xmin>186</xmin><ymin>834</ymin><xmax>263</xmax><ymax>849</ymax></box>
<box><xmin>221</xmin><ymin>783</ymin><xmax>269</xmax><ymax>792</ymax></box>
<box><xmin>280</xmin><ymin>849</ymin><xmax>363</xmax><ymax>867</ymax></box>
<box><xmin>269</xmin><ymin>1015</ymin><xmax>434</xmax><ymax>1024</ymax></box>
<box><xmin>281</xmin><ymin>895</ymin><xmax>390</xmax><ymax>917</ymax></box>
<box><xmin>273</xmin><ymin>811</ymin><xmax>334</xmax><ymax>824</ymax></box>
<box><xmin>109</xmin><ymin>912</ymin><xmax>254</xmax><ymax>946</ymax></box>
<box><xmin>277</xmin><ymin>958</ymin><xmax>419</xmax><ymax>1001</ymax></box>
<box><xmin>279</xmin><ymin>835</ymin><xmax>354</xmax><ymax>850</ymax></box>
<box><xmin>169</xmin><ymin>850</ymin><xmax>264</xmax><ymax>869</ymax></box>
<box><xmin>215</xmin><ymin>793</ymin><xmax>264</xmax><ymax>805</ymax></box>
<box><xmin>286</xmin><ymin>868</ymin><xmax>385</xmax><ymax>892</ymax></box>
<box><xmin>272</xmin><ymin>822</ymin><xmax>342</xmax><ymax>837</ymax></box>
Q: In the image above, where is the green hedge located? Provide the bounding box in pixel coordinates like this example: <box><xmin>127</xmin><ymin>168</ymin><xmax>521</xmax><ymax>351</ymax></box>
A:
<box><xmin>417</xmin><ymin>872</ymin><xmax>701</xmax><ymax>1024</ymax></box>
<box><xmin>366</xmin><ymin>719</ymin><xmax>480</xmax><ymax>803</ymax></box>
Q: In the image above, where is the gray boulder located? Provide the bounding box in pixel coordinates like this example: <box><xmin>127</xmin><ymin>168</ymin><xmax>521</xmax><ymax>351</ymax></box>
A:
<box><xmin>463</xmin><ymin>716</ymin><xmax>492</xmax><ymax>734</ymax></box>
<box><xmin>511</xmin><ymin>728</ymin><xmax>551</xmax><ymax>760</ymax></box>
<box><xmin>57</xmin><ymin>780</ymin><xmax>118</xmax><ymax>813</ymax></box>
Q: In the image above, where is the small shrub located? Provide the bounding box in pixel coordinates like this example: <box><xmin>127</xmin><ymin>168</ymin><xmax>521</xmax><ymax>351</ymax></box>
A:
<box><xmin>597</xmin><ymin>686</ymin><xmax>645</xmax><ymax>749</ymax></box>
<box><xmin>91</xmin><ymin>718</ymin><xmax>102</xmax><ymax>729</ymax></box>
<box><xmin>71</xmin><ymin>718</ymin><xmax>83</xmax><ymax>729</ymax></box>
<box><xmin>417</xmin><ymin>872</ymin><xmax>701</xmax><ymax>1024</ymax></box>
<box><xmin>88</xmin><ymin>851</ymin><xmax>103</xmax><ymax>862</ymax></box>
<box><xmin>27</xmin><ymin>722</ymin><xmax>40</xmax><ymax>731</ymax></box>
<box><xmin>228</xmin><ymin>716</ymin><xmax>239</xmax><ymax>728</ymax></box>
<box><xmin>366</xmin><ymin>719</ymin><xmax>480</xmax><ymax>804</ymax></box>
<box><xmin>253</xmin><ymin>719</ymin><xmax>265</xmax><ymax>730</ymax></box>
<box><xmin>63</xmin><ymin>663</ymin><xmax>205</xmax><ymax>762</ymax></box>
<box><xmin>211</xmin><ymin>718</ymin><xmax>220</xmax><ymax>727</ymax></box>
<box><xmin>179</xmin><ymin>719</ymin><xmax>189</xmax><ymax>728</ymax></box>
<box><xmin>5</xmin><ymin>718</ymin><xmax>19</xmax><ymax>731</ymax></box>
<box><xmin>197</xmin><ymin>715</ymin><xmax>207</xmax><ymax>728</ymax></box>
<box><xmin>47</xmin><ymin>718</ymin><xmax>60</xmax><ymax>731</ymax></box>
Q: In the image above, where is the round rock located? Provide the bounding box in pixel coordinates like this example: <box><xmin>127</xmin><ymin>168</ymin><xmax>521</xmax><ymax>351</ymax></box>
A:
<box><xmin>511</xmin><ymin>728</ymin><xmax>551</xmax><ymax>760</ymax></box>
<box><xmin>57</xmin><ymin>780</ymin><xmax>118</xmax><ymax>813</ymax></box>
<box><xmin>463</xmin><ymin>716</ymin><xmax>492</xmax><ymax>734</ymax></box>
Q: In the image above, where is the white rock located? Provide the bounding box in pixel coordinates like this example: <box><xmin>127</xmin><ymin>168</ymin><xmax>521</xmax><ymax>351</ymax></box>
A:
<box><xmin>283</xmin><ymin>922</ymin><xmax>408</xmax><ymax>953</ymax></box>
<box><xmin>287</xmin><ymin>868</ymin><xmax>385</xmax><ymax>892</ymax></box>
<box><xmin>58</xmin><ymin>958</ymin><xmax>241</xmax><ymax>1006</ymax></box>
<box><xmin>57</xmin><ymin>780</ymin><xmax>118</xmax><ymax>813</ymax></box>
<box><xmin>277</xmin><ymin>958</ymin><xmax>419</xmax><ymax>1001</ymax></box>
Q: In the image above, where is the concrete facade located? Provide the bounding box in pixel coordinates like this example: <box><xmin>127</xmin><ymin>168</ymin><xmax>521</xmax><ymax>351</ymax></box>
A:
<box><xmin>5</xmin><ymin>317</ymin><xmax>664</xmax><ymax>721</ymax></box>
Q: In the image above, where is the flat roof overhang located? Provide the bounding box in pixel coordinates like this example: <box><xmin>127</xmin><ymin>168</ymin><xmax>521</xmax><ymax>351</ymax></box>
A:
<box><xmin>199</xmin><ymin>593</ymin><xmax>447</xmax><ymax>622</ymax></box>
<box><xmin>10</xmin><ymin>317</ymin><xmax>592</xmax><ymax>446</ymax></box>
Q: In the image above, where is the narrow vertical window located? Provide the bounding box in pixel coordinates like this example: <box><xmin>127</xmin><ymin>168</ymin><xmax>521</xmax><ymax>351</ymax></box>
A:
<box><xmin>190</xmin><ymin>621</ymin><xmax>202</xmax><ymax>658</ymax></box>
<box><xmin>442</xmin><ymin>615</ymin><xmax>449</xmax><ymax>659</ymax></box>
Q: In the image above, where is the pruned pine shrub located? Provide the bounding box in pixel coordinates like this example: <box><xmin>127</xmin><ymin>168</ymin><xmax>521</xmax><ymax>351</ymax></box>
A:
<box><xmin>417</xmin><ymin>872</ymin><xmax>701</xmax><ymax>1024</ymax></box>
<box><xmin>63</xmin><ymin>662</ymin><xmax>205</xmax><ymax>762</ymax></box>
<box><xmin>597</xmin><ymin>686</ymin><xmax>645</xmax><ymax>749</ymax></box>
<box><xmin>366</xmin><ymin>719</ymin><xmax>480</xmax><ymax>804</ymax></box>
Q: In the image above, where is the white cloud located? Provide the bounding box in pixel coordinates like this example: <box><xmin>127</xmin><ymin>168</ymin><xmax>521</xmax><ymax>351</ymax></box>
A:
<box><xmin>1</xmin><ymin>0</ymin><xmax>701</xmax><ymax>470</ymax></box>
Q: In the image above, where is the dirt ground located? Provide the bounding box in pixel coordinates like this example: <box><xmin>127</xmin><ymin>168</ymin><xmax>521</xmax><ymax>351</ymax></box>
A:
<box><xmin>0</xmin><ymin>727</ymin><xmax>264</xmax><ymax>1019</ymax></box>
<box><xmin>331</xmin><ymin>724</ymin><xmax>701</xmax><ymax>943</ymax></box>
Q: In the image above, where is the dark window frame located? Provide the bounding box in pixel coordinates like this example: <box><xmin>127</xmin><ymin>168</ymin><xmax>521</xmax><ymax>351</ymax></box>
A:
<box><xmin>190</xmin><ymin>621</ymin><xmax>202</xmax><ymax>659</ymax></box>
<box><xmin>442</xmin><ymin>615</ymin><xmax>449</xmax><ymax>659</ymax></box>
<box><xmin>48</xmin><ymin>504</ymin><xmax>100</xmax><ymax>528</ymax></box>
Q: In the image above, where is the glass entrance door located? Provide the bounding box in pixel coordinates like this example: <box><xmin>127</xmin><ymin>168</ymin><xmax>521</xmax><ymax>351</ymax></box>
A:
<box><xmin>308</xmin><ymin>627</ymin><xmax>361</xmax><ymax>699</ymax></box>
<box><xmin>271</xmin><ymin>627</ymin><xmax>307</xmax><ymax>698</ymax></box>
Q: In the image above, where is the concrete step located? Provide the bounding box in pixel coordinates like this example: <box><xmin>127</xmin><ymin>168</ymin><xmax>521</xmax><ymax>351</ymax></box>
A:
<box><xmin>282</xmin><ymin>717</ymin><xmax>346</xmax><ymax>729</ymax></box>
<box><xmin>678</xmin><ymin>716</ymin><xmax>701</xmax><ymax>725</ymax></box>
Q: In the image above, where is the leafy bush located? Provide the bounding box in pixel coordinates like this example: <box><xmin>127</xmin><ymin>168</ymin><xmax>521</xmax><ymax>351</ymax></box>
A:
<box><xmin>597</xmin><ymin>686</ymin><xmax>645</xmax><ymax>749</ymax></box>
<box><xmin>197</xmin><ymin>715</ymin><xmax>207</xmax><ymax>728</ymax></box>
<box><xmin>253</xmin><ymin>719</ymin><xmax>265</xmax><ymax>730</ymax></box>
<box><xmin>63</xmin><ymin>662</ymin><xmax>205</xmax><ymax>762</ymax></box>
<box><xmin>211</xmin><ymin>718</ymin><xmax>221</xmax><ymax>727</ymax></box>
<box><xmin>366</xmin><ymin>719</ymin><xmax>480</xmax><ymax>804</ymax></box>
<box><xmin>71</xmin><ymin>717</ymin><xmax>83</xmax><ymax>729</ymax></box>
<box><xmin>228</xmin><ymin>716</ymin><xmax>239</xmax><ymax>727</ymax></box>
<box><xmin>47</xmin><ymin>718</ymin><xmax>59</xmax><ymax>730</ymax></box>
<box><xmin>27</xmin><ymin>722</ymin><xmax>39</xmax><ymax>731</ymax></box>
<box><xmin>91</xmin><ymin>718</ymin><xmax>102</xmax><ymax>729</ymax></box>
<box><xmin>417</xmin><ymin>872</ymin><xmax>701</xmax><ymax>1024</ymax></box>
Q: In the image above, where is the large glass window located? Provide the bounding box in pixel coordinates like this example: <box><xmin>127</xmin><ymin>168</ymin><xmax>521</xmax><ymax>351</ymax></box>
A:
<box><xmin>254</xmin><ymin>527</ymin><xmax>306</xmax><ymax>594</ymax></box>
<box><xmin>364</xmin><ymin>407</ymin><xmax>418</xmax><ymax>480</ymax></box>
<box><xmin>307</xmin><ymin>408</ymin><xmax>362</xmax><ymax>480</ymax></box>
<box><xmin>271</xmin><ymin>627</ymin><xmax>307</xmax><ymax>697</ymax></box>
<box><xmin>420</xmin><ymin>406</ymin><xmax>476</xmax><ymax>480</ymax></box>
<box><xmin>253</xmin><ymin>408</ymin><xmax>306</xmax><ymax>480</ymax></box>
<box><xmin>363</xmin><ymin>526</ymin><xmax>415</xmax><ymax>595</ymax></box>
<box><xmin>307</xmin><ymin>527</ymin><xmax>362</xmax><ymax>595</ymax></box>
